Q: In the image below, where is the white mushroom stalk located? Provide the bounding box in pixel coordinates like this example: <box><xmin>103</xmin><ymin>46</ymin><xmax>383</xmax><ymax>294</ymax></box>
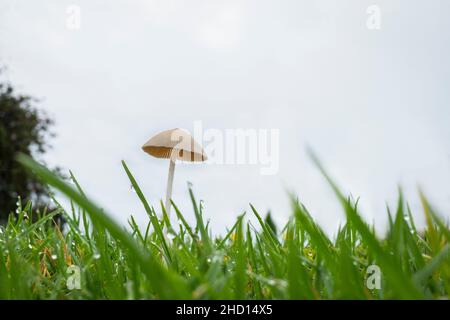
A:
<box><xmin>165</xmin><ymin>158</ymin><xmax>175</xmax><ymax>216</ymax></box>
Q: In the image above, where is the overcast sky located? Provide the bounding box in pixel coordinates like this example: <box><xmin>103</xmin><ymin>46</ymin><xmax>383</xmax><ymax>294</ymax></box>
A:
<box><xmin>1</xmin><ymin>0</ymin><xmax>449</xmax><ymax>235</ymax></box>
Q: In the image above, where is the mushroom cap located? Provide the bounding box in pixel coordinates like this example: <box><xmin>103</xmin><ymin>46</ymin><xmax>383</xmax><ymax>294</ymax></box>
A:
<box><xmin>142</xmin><ymin>128</ymin><xmax>207</xmax><ymax>162</ymax></box>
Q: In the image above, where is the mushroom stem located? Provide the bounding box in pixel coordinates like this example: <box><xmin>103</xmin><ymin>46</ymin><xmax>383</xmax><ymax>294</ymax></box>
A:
<box><xmin>165</xmin><ymin>159</ymin><xmax>176</xmax><ymax>217</ymax></box>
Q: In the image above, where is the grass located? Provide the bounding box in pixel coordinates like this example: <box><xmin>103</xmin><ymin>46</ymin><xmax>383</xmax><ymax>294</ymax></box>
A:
<box><xmin>0</xmin><ymin>154</ymin><xmax>449</xmax><ymax>299</ymax></box>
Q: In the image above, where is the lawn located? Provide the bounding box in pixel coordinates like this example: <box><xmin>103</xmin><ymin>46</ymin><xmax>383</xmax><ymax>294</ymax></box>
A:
<box><xmin>0</xmin><ymin>154</ymin><xmax>449</xmax><ymax>299</ymax></box>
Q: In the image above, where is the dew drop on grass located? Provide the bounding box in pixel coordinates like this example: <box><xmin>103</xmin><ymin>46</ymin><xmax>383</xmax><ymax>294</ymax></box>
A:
<box><xmin>93</xmin><ymin>253</ymin><xmax>101</xmax><ymax>260</ymax></box>
<box><xmin>167</xmin><ymin>233</ymin><xmax>176</xmax><ymax>240</ymax></box>
<box><xmin>51</xmin><ymin>254</ymin><xmax>57</xmax><ymax>260</ymax></box>
<box><xmin>267</xmin><ymin>280</ymin><xmax>276</xmax><ymax>286</ymax></box>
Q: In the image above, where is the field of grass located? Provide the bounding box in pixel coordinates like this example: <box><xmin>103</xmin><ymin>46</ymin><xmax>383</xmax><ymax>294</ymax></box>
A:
<box><xmin>0</xmin><ymin>154</ymin><xmax>449</xmax><ymax>299</ymax></box>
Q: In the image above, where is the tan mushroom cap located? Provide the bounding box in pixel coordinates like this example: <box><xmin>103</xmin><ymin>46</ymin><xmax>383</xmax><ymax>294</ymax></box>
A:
<box><xmin>142</xmin><ymin>128</ymin><xmax>207</xmax><ymax>162</ymax></box>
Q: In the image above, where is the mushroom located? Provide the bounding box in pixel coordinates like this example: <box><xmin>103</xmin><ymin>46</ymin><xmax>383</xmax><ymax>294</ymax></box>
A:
<box><xmin>142</xmin><ymin>128</ymin><xmax>207</xmax><ymax>217</ymax></box>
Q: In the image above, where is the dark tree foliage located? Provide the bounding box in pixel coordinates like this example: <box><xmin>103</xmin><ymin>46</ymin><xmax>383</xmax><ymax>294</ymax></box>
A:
<box><xmin>0</xmin><ymin>75</ymin><xmax>55</xmax><ymax>221</ymax></box>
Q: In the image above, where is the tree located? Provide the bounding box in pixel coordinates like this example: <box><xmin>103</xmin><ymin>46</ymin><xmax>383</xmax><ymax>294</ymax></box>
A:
<box><xmin>0</xmin><ymin>73</ymin><xmax>55</xmax><ymax>222</ymax></box>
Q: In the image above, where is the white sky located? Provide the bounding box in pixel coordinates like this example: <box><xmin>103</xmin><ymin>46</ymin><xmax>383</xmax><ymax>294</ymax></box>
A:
<box><xmin>1</xmin><ymin>0</ymin><xmax>449</xmax><ymax>235</ymax></box>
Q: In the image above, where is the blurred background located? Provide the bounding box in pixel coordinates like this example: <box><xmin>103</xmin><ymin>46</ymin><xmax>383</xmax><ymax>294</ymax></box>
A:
<box><xmin>1</xmin><ymin>0</ymin><xmax>449</xmax><ymax>235</ymax></box>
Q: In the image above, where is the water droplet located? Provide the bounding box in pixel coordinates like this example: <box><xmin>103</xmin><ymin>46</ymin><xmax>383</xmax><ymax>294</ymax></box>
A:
<box><xmin>207</xmin><ymin>258</ymin><xmax>212</xmax><ymax>263</ymax></box>
<box><xmin>51</xmin><ymin>254</ymin><xmax>57</xmax><ymax>260</ymax></box>
<box><xmin>167</xmin><ymin>233</ymin><xmax>176</xmax><ymax>240</ymax></box>
<box><xmin>267</xmin><ymin>279</ymin><xmax>276</xmax><ymax>286</ymax></box>
<box><xmin>28</xmin><ymin>244</ymin><xmax>32</xmax><ymax>249</ymax></box>
<box><xmin>93</xmin><ymin>253</ymin><xmax>101</xmax><ymax>260</ymax></box>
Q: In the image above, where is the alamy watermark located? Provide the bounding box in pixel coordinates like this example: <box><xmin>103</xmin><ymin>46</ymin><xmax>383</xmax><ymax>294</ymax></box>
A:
<box><xmin>168</xmin><ymin>121</ymin><xmax>280</xmax><ymax>175</ymax></box>
<box><xmin>366</xmin><ymin>264</ymin><xmax>381</xmax><ymax>290</ymax></box>
<box><xmin>366</xmin><ymin>5</ymin><xmax>382</xmax><ymax>30</ymax></box>
<box><xmin>66</xmin><ymin>265</ymin><xmax>81</xmax><ymax>290</ymax></box>
<box><xmin>66</xmin><ymin>5</ymin><xmax>81</xmax><ymax>30</ymax></box>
